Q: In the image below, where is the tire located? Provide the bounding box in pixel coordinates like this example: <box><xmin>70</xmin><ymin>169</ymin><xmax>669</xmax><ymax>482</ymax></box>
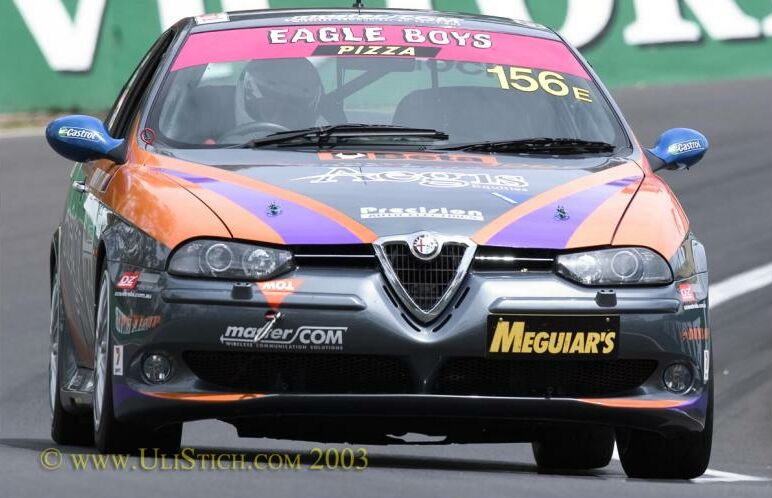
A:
<box><xmin>532</xmin><ymin>425</ymin><xmax>615</xmax><ymax>470</ymax></box>
<box><xmin>50</xmin><ymin>271</ymin><xmax>93</xmax><ymax>446</ymax></box>
<box><xmin>92</xmin><ymin>269</ymin><xmax>182</xmax><ymax>455</ymax></box>
<box><xmin>617</xmin><ymin>383</ymin><xmax>713</xmax><ymax>480</ymax></box>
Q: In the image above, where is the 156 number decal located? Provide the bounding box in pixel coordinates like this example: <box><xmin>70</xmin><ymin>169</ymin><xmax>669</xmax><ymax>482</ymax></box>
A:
<box><xmin>487</xmin><ymin>65</ymin><xmax>593</xmax><ymax>103</ymax></box>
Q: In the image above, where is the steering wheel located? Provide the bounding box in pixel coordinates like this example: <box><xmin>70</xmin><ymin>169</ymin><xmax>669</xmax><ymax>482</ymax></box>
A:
<box><xmin>218</xmin><ymin>122</ymin><xmax>290</xmax><ymax>144</ymax></box>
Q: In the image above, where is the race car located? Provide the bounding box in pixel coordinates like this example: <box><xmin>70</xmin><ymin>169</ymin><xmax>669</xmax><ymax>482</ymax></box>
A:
<box><xmin>45</xmin><ymin>7</ymin><xmax>712</xmax><ymax>479</ymax></box>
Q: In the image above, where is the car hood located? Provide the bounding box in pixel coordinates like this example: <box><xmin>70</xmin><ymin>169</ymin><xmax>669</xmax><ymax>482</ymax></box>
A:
<box><xmin>153</xmin><ymin>149</ymin><xmax>644</xmax><ymax>249</ymax></box>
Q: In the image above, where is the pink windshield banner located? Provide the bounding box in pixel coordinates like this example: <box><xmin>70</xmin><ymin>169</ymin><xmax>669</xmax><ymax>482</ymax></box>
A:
<box><xmin>171</xmin><ymin>25</ymin><xmax>590</xmax><ymax>79</ymax></box>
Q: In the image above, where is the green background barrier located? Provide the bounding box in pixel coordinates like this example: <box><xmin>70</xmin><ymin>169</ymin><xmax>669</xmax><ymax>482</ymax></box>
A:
<box><xmin>2</xmin><ymin>0</ymin><xmax>772</xmax><ymax>113</ymax></box>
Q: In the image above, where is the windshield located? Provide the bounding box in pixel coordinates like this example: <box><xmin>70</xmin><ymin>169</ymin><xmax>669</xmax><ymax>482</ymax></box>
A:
<box><xmin>149</xmin><ymin>24</ymin><xmax>628</xmax><ymax>150</ymax></box>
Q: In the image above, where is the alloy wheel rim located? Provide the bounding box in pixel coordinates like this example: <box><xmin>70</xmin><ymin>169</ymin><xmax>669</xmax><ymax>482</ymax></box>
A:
<box><xmin>48</xmin><ymin>280</ymin><xmax>60</xmax><ymax>414</ymax></box>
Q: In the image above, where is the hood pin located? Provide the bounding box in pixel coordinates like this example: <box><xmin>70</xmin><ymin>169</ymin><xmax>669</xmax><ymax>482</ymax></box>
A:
<box><xmin>554</xmin><ymin>205</ymin><xmax>570</xmax><ymax>221</ymax></box>
<box><xmin>267</xmin><ymin>202</ymin><xmax>282</xmax><ymax>217</ymax></box>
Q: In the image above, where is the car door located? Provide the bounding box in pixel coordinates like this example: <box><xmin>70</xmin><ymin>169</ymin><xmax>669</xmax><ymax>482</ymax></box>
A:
<box><xmin>66</xmin><ymin>29</ymin><xmax>177</xmax><ymax>361</ymax></box>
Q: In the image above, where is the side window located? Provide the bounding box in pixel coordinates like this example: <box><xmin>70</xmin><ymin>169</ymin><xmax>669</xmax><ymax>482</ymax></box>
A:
<box><xmin>105</xmin><ymin>30</ymin><xmax>176</xmax><ymax>138</ymax></box>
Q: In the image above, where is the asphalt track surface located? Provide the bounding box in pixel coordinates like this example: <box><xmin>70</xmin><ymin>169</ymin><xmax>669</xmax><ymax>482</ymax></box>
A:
<box><xmin>1</xmin><ymin>79</ymin><xmax>771</xmax><ymax>497</ymax></box>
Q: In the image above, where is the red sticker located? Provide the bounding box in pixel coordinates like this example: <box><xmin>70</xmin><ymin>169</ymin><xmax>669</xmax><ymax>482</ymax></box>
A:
<box><xmin>116</xmin><ymin>272</ymin><xmax>141</xmax><ymax>290</ymax></box>
<box><xmin>678</xmin><ymin>283</ymin><xmax>696</xmax><ymax>304</ymax></box>
<box><xmin>257</xmin><ymin>278</ymin><xmax>303</xmax><ymax>309</ymax></box>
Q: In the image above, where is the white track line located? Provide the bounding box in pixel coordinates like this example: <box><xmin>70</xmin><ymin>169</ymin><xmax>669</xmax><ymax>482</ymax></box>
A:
<box><xmin>611</xmin><ymin>446</ymin><xmax>769</xmax><ymax>482</ymax></box>
<box><xmin>608</xmin><ymin>262</ymin><xmax>772</xmax><ymax>482</ymax></box>
<box><xmin>0</xmin><ymin>127</ymin><xmax>44</xmax><ymax>140</ymax></box>
<box><xmin>710</xmin><ymin>261</ymin><xmax>772</xmax><ymax>308</ymax></box>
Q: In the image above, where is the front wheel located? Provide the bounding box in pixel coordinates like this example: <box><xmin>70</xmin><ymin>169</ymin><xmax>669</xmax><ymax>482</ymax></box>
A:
<box><xmin>50</xmin><ymin>272</ymin><xmax>93</xmax><ymax>445</ymax></box>
<box><xmin>92</xmin><ymin>269</ymin><xmax>182</xmax><ymax>454</ymax></box>
<box><xmin>617</xmin><ymin>384</ymin><xmax>713</xmax><ymax>479</ymax></box>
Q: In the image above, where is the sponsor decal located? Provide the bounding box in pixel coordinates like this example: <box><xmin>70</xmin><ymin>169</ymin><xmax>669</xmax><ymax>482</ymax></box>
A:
<box><xmin>668</xmin><ymin>140</ymin><xmax>704</xmax><ymax>155</ymax></box>
<box><xmin>194</xmin><ymin>12</ymin><xmax>229</xmax><ymax>25</ymax></box>
<box><xmin>268</xmin><ymin>26</ymin><xmax>492</xmax><ymax>50</ymax></box>
<box><xmin>360</xmin><ymin>207</ymin><xmax>484</xmax><ymax>222</ymax></box>
<box><xmin>112</xmin><ymin>345</ymin><xmax>123</xmax><ymax>376</ymax></box>
<box><xmin>313</xmin><ymin>45</ymin><xmax>440</xmax><ymax>58</ymax></box>
<box><xmin>257</xmin><ymin>278</ymin><xmax>303</xmax><ymax>310</ymax></box>
<box><xmin>115</xmin><ymin>308</ymin><xmax>161</xmax><ymax>335</ymax></box>
<box><xmin>114</xmin><ymin>290</ymin><xmax>152</xmax><ymax>300</ymax></box>
<box><xmin>220</xmin><ymin>325</ymin><xmax>347</xmax><ymax>351</ymax></box>
<box><xmin>704</xmin><ymin>350</ymin><xmax>710</xmax><ymax>382</ymax></box>
<box><xmin>678</xmin><ymin>282</ymin><xmax>697</xmax><ymax>303</ymax></box>
<box><xmin>116</xmin><ymin>271</ymin><xmax>140</xmax><ymax>290</ymax></box>
<box><xmin>284</xmin><ymin>14</ymin><xmax>462</xmax><ymax>27</ymax></box>
<box><xmin>488</xmin><ymin>64</ymin><xmax>593</xmax><ymax>103</ymax></box>
<box><xmin>487</xmin><ymin>315</ymin><xmax>619</xmax><ymax>357</ymax></box>
<box><xmin>294</xmin><ymin>167</ymin><xmax>528</xmax><ymax>191</ymax></box>
<box><xmin>57</xmin><ymin>127</ymin><xmax>102</xmax><ymax>142</ymax></box>
<box><xmin>681</xmin><ymin>326</ymin><xmax>710</xmax><ymax>342</ymax></box>
<box><xmin>318</xmin><ymin>151</ymin><xmax>498</xmax><ymax>165</ymax></box>
<box><xmin>678</xmin><ymin>282</ymin><xmax>706</xmax><ymax>309</ymax></box>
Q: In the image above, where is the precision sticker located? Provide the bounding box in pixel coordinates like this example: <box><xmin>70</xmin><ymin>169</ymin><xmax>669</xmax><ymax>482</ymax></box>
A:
<box><xmin>360</xmin><ymin>207</ymin><xmax>484</xmax><ymax>221</ymax></box>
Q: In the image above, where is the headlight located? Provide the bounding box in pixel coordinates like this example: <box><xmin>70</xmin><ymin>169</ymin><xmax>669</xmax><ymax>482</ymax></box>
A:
<box><xmin>168</xmin><ymin>240</ymin><xmax>294</xmax><ymax>280</ymax></box>
<box><xmin>556</xmin><ymin>248</ymin><xmax>672</xmax><ymax>286</ymax></box>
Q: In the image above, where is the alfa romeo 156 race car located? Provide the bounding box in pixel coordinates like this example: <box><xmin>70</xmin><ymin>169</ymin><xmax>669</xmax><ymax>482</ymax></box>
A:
<box><xmin>46</xmin><ymin>7</ymin><xmax>712</xmax><ymax>479</ymax></box>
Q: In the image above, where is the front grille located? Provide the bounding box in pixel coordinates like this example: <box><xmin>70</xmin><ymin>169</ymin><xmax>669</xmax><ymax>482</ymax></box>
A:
<box><xmin>382</xmin><ymin>242</ymin><xmax>467</xmax><ymax>312</ymax></box>
<box><xmin>432</xmin><ymin>358</ymin><xmax>657</xmax><ymax>398</ymax></box>
<box><xmin>183</xmin><ymin>351</ymin><xmax>413</xmax><ymax>394</ymax></box>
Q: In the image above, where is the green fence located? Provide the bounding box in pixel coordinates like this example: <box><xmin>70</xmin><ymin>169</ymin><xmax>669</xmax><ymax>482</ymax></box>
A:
<box><xmin>2</xmin><ymin>0</ymin><xmax>772</xmax><ymax>113</ymax></box>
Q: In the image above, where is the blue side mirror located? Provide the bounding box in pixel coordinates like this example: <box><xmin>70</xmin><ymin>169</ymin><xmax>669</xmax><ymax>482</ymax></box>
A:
<box><xmin>45</xmin><ymin>115</ymin><xmax>126</xmax><ymax>164</ymax></box>
<box><xmin>647</xmin><ymin>128</ymin><xmax>709</xmax><ymax>171</ymax></box>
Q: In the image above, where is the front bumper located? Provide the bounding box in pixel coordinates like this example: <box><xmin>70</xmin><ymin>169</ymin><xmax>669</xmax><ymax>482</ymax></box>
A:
<box><xmin>108</xmin><ymin>261</ymin><xmax>711</xmax><ymax>442</ymax></box>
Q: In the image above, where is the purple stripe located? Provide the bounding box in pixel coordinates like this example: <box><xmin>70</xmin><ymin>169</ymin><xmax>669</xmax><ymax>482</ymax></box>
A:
<box><xmin>164</xmin><ymin>170</ymin><xmax>360</xmax><ymax>244</ymax></box>
<box><xmin>488</xmin><ymin>176</ymin><xmax>641</xmax><ymax>249</ymax></box>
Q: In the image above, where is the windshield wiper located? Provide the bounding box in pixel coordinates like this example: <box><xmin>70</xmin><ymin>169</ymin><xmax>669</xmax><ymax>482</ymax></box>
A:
<box><xmin>434</xmin><ymin>138</ymin><xmax>616</xmax><ymax>155</ymax></box>
<box><xmin>232</xmin><ymin>124</ymin><xmax>449</xmax><ymax>149</ymax></box>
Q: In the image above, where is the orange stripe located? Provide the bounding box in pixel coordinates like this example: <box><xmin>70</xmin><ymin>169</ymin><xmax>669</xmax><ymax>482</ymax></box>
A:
<box><xmin>167</xmin><ymin>174</ymin><xmax>285</xmax><ymax>245</ymax></box>
<box><xmin>102</xmin><ymin>163</ymin><xmax>231</xmax><ymax>249</ymax></box>
<box><xmin>612</xmin><ymin>175</ymin><xmax>689</xmax><ymax>259</ymax></box>
<box><xmin>144</xmin><ymin>392</ymin><xmax>266</xmax><ymax>402</ymax></box>
<box><xmin>138</xmin><ymin>151</ymin><xmax>377</xmax><ymax>243</ymax></box>
<box><xmin>566</xmin><ymin>180</ymin><xmax>641</xmax><ymax>248</ymax></box>
<box><xmin>472</xmin><ymin>162</ymin><xmax>643</xmax><ymax>245</ymax></box>
<box><xmin>578</xmin><ymin>398</ymin><xmax>690</xmax><ymax>409</ymax></box>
